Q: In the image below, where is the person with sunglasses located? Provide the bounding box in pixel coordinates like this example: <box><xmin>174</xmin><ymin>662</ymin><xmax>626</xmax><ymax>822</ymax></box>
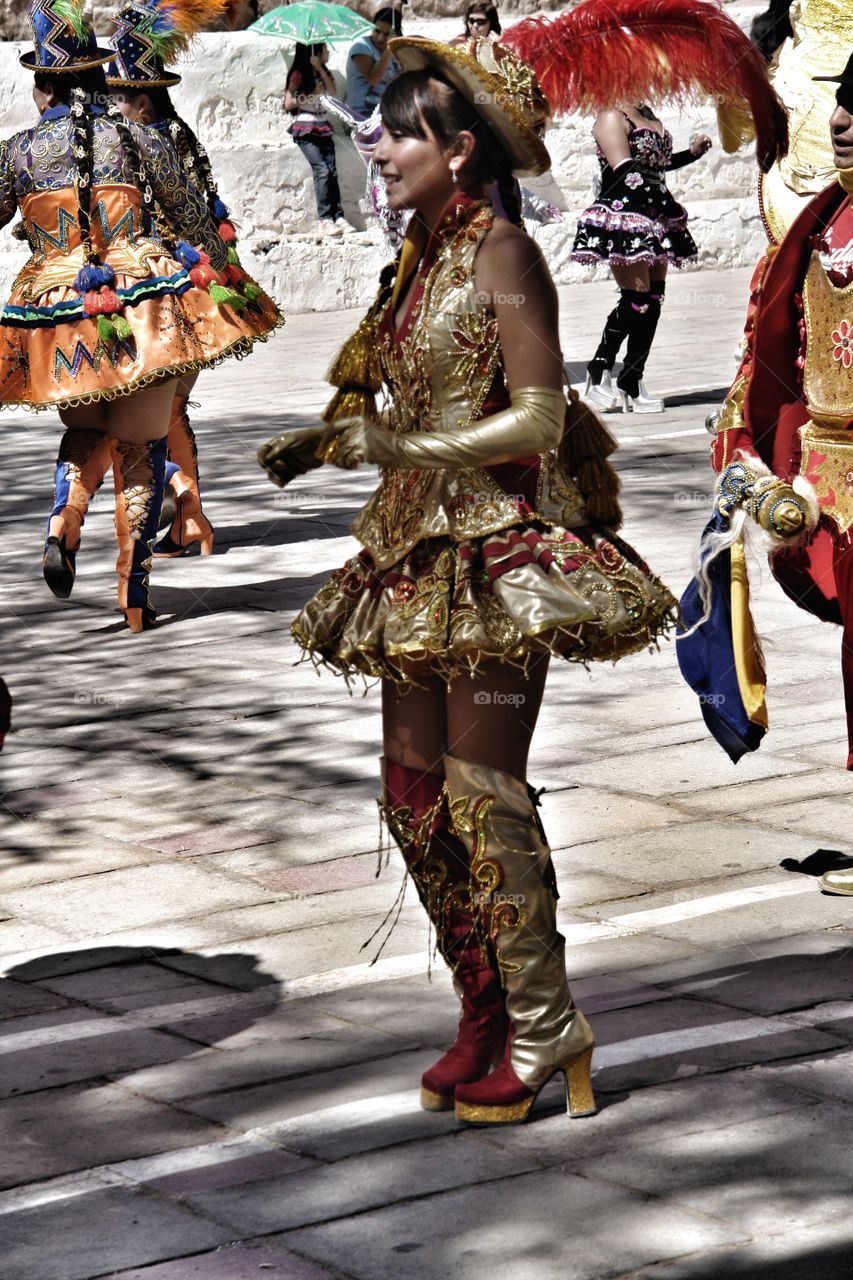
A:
<box><xmin>451</xmin><ymin>4</ymin><xmax>502</xmax><ymax>46</ymax></box>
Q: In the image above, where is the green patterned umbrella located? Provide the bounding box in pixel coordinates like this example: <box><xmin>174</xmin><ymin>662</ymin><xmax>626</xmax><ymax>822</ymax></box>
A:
<box><xmin>250</xmin><ymin>3</ymin><xmax>372</xmax><ymax>45</ymax></box>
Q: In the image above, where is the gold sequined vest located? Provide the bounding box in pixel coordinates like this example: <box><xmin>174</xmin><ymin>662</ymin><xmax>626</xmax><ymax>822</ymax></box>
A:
<box><xmin>798</xmin><ymin>251</ymin><xmax>853</xmax><ymax>531</ymax></box>
<box><xmin>351</xmin><ymin>200</ymin><xmax>585</xmax><ymax>570</ymax></box>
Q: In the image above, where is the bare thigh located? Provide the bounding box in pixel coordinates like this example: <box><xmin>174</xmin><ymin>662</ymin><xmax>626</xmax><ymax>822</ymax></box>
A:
<box><xmin>610</xmin><ymin>262</ymin><xmax>650</xmax><ymax>293</ymax></box>
<box><xmin>177</xmin><ymin>371</ymin><xmax>199</xmax><ymax>399</ymax></box>
<box><xmin>610</xmin><ymin>262</ymin><xmax>668</xmax><ymax>292</ymax></box>
<box><xmin>445</xmin><ymin>656</ymin><xmax>549</xmax><ymax>783</ymax></box>
<box><xmin>58</xmin><ymin>378</ymin><xmax>179</xmax><ymax>444</ymax></box>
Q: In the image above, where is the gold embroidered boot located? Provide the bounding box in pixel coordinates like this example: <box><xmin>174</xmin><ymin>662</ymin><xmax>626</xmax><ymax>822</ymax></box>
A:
<box><xmin>43</xmin><ymin>428</ymin><xmax>111</xmax><ymax>599</ymax></box>
<box><xmin>112</xmin><ymin>437</ymin><xmax>167</xmax><ymax>633</ymax></box>
<box><xmin>381</xmin><ymin>758</ymin><xmax>509</xmax><ymax>1111</ymax></box>
<box><xmin>445</xmin><ymin>754</ymin><xmax>596</xmax><ymax>1125</ymax></box>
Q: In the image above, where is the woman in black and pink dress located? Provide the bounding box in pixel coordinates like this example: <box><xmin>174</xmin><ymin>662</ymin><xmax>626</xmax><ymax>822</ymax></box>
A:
<box><xmin>573</xmin><ymin>104</ymin><xmax>710</xmax><ymax>413</ymax></box>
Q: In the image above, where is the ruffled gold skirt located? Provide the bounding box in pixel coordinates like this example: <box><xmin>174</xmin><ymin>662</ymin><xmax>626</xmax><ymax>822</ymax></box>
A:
<box><xmin>292</xmin><ymin>521</ymin><xmax>678</xmax><ymax>684</ymax></box>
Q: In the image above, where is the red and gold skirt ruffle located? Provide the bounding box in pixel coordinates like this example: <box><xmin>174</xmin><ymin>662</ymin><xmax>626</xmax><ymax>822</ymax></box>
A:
<box><xmin>292</xmin><ymin>521</ymin><xmax>678</xmax><ymax>685</ymax></box>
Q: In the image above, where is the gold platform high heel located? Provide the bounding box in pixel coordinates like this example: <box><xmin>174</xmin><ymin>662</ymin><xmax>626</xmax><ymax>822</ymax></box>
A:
<box><xmin>444</xmin><ymin>755</ymin><xmax>597</xmax><ymax>1126</ymax></box>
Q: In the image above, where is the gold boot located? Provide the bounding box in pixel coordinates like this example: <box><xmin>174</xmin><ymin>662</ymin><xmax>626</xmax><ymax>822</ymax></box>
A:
<box><xmin>819</xmin><ymin>868</ymin><xmax>853</xmax><ymax>895</ymax></box>
<box><xmin>444</xmin><ymin>755</ymin><xmax>596</xmax><ymax>1125</ymax></box>
<box><xmin>380</xmin><ymin>757</ymin><xmax>508</xmax><ymax>1111</ymax></box>
<box><xmin>112</xmin><ymin>437</ymin><xmax>167</xmax><ymax>632</ymax></box>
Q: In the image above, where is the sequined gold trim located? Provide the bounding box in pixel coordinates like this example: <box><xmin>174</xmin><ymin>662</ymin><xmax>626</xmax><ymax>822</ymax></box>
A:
<box><xmin>0</xmin><ymin>316</ymin><xmax>285</xmax><ymax>415</ymax></box>
<box><xmin>713</xmin><ymin>374</ymin><xmax>748</xmax><ymax>469</ymax></box>
<box><xmin>803</xmin><ymin>252</ymin><xmax>853</xmax><ymax>426</ymax></box>
<box><xmin>799</xmin><ymin>418</ymin><xmax>853</xmax><ymax>532</ymax></box>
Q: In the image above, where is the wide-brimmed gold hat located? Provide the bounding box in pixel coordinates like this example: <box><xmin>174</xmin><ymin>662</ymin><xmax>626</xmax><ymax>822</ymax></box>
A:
<box><xmin>388</xmin><ymin>35</ymin><xmax>550</xmax><ymax>178</ymax></box>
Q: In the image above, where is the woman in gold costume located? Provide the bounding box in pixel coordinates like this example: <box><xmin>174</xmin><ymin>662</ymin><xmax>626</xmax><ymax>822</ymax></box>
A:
<box><xmin>0</xmin><ymin>0</ymin><xmax>274</xmax><ymax>630</ymax></box>
<box><xmin>260</xmin><ymin>38</ymin><xmax>677</xmax><ymax>1125</ymax></box>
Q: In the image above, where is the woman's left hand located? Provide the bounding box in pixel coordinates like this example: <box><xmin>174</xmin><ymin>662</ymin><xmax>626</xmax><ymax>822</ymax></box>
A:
<box><xmin>689</xmin><ymin>133</ymin><xmax>712</xmax><ymax>156</ymax></box>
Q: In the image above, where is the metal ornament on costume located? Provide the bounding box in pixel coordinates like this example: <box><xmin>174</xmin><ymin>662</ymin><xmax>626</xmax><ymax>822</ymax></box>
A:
<box><xmin>20</xmin><ymin>0</ymin><xmax>113</xmax><ymax>71</ymax></box>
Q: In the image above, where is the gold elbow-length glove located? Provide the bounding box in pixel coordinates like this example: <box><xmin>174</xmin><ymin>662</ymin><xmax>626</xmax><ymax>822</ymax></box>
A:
<box><xmin>320</xmin><ymin>386</ymin><xmax>566</xmax><ymax>471</ymax></box>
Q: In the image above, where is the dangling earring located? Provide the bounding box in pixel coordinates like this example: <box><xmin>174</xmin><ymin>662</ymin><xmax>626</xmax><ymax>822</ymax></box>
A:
<box><xmin>451</xmin><ymin>166</ymin><xmax>459</xmax><ymax>184</ymax></box>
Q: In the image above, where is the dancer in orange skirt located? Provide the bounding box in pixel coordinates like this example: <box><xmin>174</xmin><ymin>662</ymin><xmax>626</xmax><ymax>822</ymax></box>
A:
<box><xmin>106</xmin><ymin>0</ymin><xmax>283</xmax><ymax>558</ymax></box>
<box><xmin>0</xmin><ymin>0</ymin><xmax>279</xmax><ymax>629</ymax></box>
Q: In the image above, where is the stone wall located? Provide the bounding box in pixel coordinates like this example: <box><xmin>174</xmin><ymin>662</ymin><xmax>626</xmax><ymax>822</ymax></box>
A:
<box><xmin>0</xmin><ymin>0</ymin><xmax>569</xmax><ymax>40</ymax></box>
<box><xmin>0</xmin><ymin>8</ymin><xmax>769</xmax><ymax>314</ymax></box>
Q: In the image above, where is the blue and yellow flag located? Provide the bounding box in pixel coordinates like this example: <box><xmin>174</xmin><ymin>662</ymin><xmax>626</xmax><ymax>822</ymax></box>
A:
<box><xmin>677</xmin><ymin>514</ymin><xmax>768</xmax><ymax>762</ymax></box>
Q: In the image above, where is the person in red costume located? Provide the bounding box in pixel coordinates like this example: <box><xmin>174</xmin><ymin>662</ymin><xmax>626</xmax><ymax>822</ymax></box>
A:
<box><xmin>710</xmin><ymin>53</ymin><xmax>853</xmax><ymax>894</ymax></box>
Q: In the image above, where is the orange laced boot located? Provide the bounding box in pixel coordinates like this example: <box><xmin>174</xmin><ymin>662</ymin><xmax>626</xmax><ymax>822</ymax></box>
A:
<box><xmin>153</xmin><ymin>395</ymin><xmax>214</xmax><ymax>557</ymax></box>
<box><xmin>42</xmin><ymin>428</ymin><xmax>111</xmax><ymax>599</ymax></box>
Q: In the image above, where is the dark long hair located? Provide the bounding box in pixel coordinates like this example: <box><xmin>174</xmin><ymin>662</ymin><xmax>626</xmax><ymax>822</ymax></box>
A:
<box><xmin>380</xmin><ymin>69</ymin><xmax>521</xmax><ymax>223</ymax></box>
<box><xmin>34</xmin><ymin>68</ymin><xmax>111</xmax><ymax>266</ymax></box>
<box><xmin>288</xmin><ymin>42</ymin><xmax>327</xmax><ymax>96</ymax></box>
<box><xmin>118</xmin><ymin>85</ymin><xmax>226</xmax><ymax>221</ymax></box>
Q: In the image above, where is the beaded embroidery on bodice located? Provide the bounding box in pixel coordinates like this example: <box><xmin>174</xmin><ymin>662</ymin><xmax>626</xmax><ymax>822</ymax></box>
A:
<box><xmin>350</xmin><ymin>198</ymin><xmax>585</xmax><ymax>570</ymax></box>
<box><xmin>595</xmin><ymin>118</ymin><xmax>673</xmax><ymax>174</ymax></box>
<box><xmin>0</xmin><ymin>114</ymin><xmax>221</xmax><ymax>265</ymax></box>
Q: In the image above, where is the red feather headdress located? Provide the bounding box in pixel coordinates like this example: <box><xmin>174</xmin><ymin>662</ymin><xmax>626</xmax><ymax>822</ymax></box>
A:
<box><xmin>503</xmin><ymin>0</ymin><xmax>788</xmax><ymax>172</ymax></box>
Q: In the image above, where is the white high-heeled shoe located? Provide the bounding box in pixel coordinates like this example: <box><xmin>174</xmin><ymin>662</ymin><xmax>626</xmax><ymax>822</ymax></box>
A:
<box><xmin>582</xmin><ymin>370</ymin><xmax>617</xmax><ymax>412</ymax></box>
<box><xmin>618</xmin><ymin>381</ymin><xmax>664</xmax><ymax>414</ymax></box>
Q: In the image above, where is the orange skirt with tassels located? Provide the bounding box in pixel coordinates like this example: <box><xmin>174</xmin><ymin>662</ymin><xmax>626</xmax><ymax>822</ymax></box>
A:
<box><xmin>0</xmin><ymin>185</ymin><xmax>283</xmax><ymax>412</ymax></box>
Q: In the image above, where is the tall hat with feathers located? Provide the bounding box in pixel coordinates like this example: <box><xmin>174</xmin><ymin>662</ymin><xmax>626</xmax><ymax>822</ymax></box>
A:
<box><xmin>389</xmin><ymin>36</ymin><xmax>551</xmax><ymax>178</ymax></box>
<box><xmin>21</xmin><ymin>0</ymin><xmax>113</xmax><ymax>72</ymax></box>
<box><xmin>107</xmin><ymin>0</ymin><xmax>230</xmax><ymax>87</ymax></box>
<box><xmin>503</xmin><ymin>0</ymin><xmax>789</xmax><ymax>173</ymax></box>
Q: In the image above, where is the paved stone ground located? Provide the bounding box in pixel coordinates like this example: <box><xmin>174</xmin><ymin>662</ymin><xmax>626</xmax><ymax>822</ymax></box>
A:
<box><xmin>2</xmin><ymin>265</ymin><xmax>853</xmax><ymax>1280</ymax></box>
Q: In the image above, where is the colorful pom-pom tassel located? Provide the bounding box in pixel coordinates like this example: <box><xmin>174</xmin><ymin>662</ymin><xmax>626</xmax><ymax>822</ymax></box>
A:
<box><xmin>97</xmin><ymin>315</ymin><xmax>117</xmax><ymax>343</ymax></box>
<box><xmin>112</xmin><ymin>315</ymin><xmax>133</xmax><ymax>341</ymax></box>
<box><xmin>190</xmin><ymin>262</ymin><xmax>220</xmax><ymax>288</ymax></box>
<box><xmin>243</xmin><ymin>282</ymin><xmax>262</xmax><ymax>303</ymax></box>
<box><xmin>226</xmin><ymin>246</ymin><xmax>240</xmax><ymax>266</ymax></box>
<box><xmin>84</xmin><ymin>287</ymin><xmax>122</xmax><ymax>316</ymax></box>
<box><xmin>209</xmin><ymin>283</ymin><xmax>247</xmax><ymax>309</ymax></box>
<box><xmin>174</xmin><ymin>241</ymin><xmax>202</xmax><ymax>270</ymax></box>
<box><xmin>212</xmin><ymin>198</ymin><xmax>230</xmax><ymax>221</ymax></box>
<box><xmin>225</xmin><ymin>264</ymin><xmax>247</xmax><ymax>286</ymax></box>
<box><xmin>218</xmin><ymin>220</ymin><xmax>237</xmax><ymax>243</ymax></box>
<box><xmin>74</xmin><ymin>262</ymin><xmax>116</xmax><ymax>294</ymax></box>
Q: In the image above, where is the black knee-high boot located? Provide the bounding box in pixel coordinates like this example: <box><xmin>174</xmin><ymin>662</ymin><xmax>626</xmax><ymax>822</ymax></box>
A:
<box><xmin>587</xmin><ymin>290</ymin><xmax>634</xmax><ymax>385</ymax></box>
<box><xmin>616</xmin><ymin>286</ymin><xmax>664</xmax><ymax>400</ymax></box>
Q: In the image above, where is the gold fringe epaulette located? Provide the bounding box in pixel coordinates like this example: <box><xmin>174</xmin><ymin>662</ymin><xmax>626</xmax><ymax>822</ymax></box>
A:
<box><xmin>321</xmin><ymin>259</ymin><xmax>399</xmax><ymax>427</ymax></box>
<box><xmin>559</xmin><ymin>388</ymin><xmax>623</xmax><ymax>530</ymax></box>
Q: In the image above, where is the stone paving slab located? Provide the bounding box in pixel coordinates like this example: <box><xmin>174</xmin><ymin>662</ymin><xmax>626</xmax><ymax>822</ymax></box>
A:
<box><xmin>581</xmin><ymin>1100</ymin><xmax>853</xmax><ymax>1237</ymax></box>
<box><xmin>276</xmin><ymin>1166</ymin><xmax>749</xmax><ymax>1280</ymax></box>
<box><xmin>103</xmin><ymin>1240</ymin><xmax>350</xmax><ymax>1280</ymax></box>
<box><xmin>3</xmin><ymin>1186</ymin><xmax>234</xmax><ymax>1280</ymax></box>
<box><xmin>0</xmin><ymin>1081</ymin><xmax>224</xmax><ymax>1188</ymax></box>
<box><xmin>182</xmin><ymin>1130</ymin><xmax>547</xmax><ymax>1238</ymax></box>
